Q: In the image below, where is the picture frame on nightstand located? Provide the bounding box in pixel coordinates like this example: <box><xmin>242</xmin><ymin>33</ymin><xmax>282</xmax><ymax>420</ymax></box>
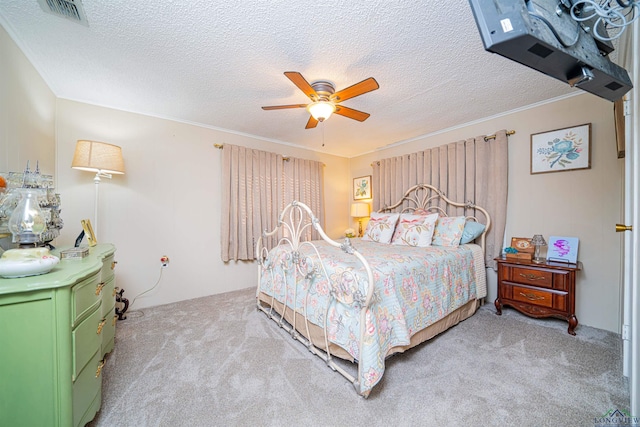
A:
<box><xmin>547</xmin><ymin>236</ymin><xmax>579</xmax><ymax>264</ymax></box>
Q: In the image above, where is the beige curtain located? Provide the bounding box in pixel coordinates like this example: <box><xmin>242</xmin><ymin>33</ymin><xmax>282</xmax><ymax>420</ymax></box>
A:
<box><xmin>372</xmin><ymin>130</ymin><xmax>508</xmax><ymax>266</ymax></box>
<box><xmin>221</xmin><ymin>144</ymin><xmax>324</xmax><ymax>262</ymax></box>
<box><xmin>283</xmin><ymin>157</ymin><xmax>324</xmax><ymax>242</ymax></box>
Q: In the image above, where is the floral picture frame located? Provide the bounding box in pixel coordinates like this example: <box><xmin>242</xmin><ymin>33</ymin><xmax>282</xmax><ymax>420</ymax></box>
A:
<box><xmin>531</xmin><ymin>123</ymin><xmax>591</xmax><ymax>174</ymax></box>
<box><xmin>353</xmin><ymin>175</ymin><xmax>372</xmax><ymax>200</ymax></box>
<box><xmin>547</xmin><ymin>236</ymin><xmax>579</xmax><ymax>264</ymax></box>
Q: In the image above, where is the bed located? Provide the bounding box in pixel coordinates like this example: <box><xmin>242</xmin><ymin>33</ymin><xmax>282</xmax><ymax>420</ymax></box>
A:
<box><xmin>255</xmin><ymin>184</ymin><xmax>491</xmax><ymax>397</ymax></box>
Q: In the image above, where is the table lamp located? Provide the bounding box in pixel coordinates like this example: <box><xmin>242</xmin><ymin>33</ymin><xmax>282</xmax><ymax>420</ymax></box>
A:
<box><xmin>351</xmin><ymin>203</ymin><xmax>369</xmax><ymax>237</ymax></box>
<box><xmin>530</xmin><ymin>234</ymin><xmax>547</xmax><ymax>264</ymax></box>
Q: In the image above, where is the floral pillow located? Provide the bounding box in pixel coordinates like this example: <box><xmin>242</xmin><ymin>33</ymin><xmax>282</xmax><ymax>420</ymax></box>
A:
<box><xmin>431</xmin><ymin>216</ymin><xmax>466</xmax><ymax>247</ymax></box>
<box><xmin>391</xmin><ymin>213</ymin><xmax>439</xmax><ymax>247</ymax></box>
<box><xmin>362</xmin><ymin>212</ymin><xmax>400</xmax><ymax>244</ymax></box>
<box><xmin>459</xmin><ymin>220</ymin><xmax>486</xmax><ymax>244</ymax></box>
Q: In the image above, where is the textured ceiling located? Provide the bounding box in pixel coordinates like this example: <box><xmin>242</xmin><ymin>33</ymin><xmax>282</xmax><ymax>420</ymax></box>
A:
<box><xmin>0</xmin><ymin>0</ymin><xmax>581</xmax><ymax>157</ymax></box>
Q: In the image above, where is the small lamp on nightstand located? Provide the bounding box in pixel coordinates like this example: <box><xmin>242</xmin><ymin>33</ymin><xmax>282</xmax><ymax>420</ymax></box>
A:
<box><xmin>530</xmin><ymin>234</ymin><xmax>547</xmax><ymax>264</ymax></box>
<box><xmin>351</xmin><ymin>203</ymin><xmax>369</xmax><ymax>237</ymax></box>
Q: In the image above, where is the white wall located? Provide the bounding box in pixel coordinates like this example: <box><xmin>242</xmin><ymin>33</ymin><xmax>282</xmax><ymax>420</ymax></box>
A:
<box><xmin>350</xmin><ymin>94</ymin><xmax>624</xmax><ymax>333</ymax></box>
<box><xmin>0</xmin><ymin>24</ymin><xmax>56</xmax><ymax>251</ymax></box>
<box><xmin>54</xmin><ymin>99</ymin><xmax>351</xmax><ymax>309</ymax></box>
<box><xmin>0</xmin><ymin>24</ymin><xmax>55</xmax><ymax>176</ymax></box>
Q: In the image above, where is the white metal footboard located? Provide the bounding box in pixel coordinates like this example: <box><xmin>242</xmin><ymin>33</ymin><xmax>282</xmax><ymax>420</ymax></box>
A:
<box><xmin>255</xmin><ymin>201</ymin><xmax>374</xmax><ymax>397</ymax></box>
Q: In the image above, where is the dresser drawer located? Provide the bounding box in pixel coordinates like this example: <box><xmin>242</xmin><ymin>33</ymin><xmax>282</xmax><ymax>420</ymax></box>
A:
<box><xmin>101</xmin><ymin>276</ymin><xmax>116</xmax><ymax>317</ymax></box>
<box><xmin>101</xmin><ymin>254</ymin><xmax>116</xmax><ymax>284</ymax></box>
<box><xmin>512</xmin><ymin>285</ymin><xmax>553</xmax><ymax>308</ymax></box>
<box><xmin>72</xmin><ymin>272</ymin><xmax>102</xmax><ymax>326</ymax></box>
<box><xmin>72</xmin><ymin>306</ymin><xmax>104</xmax><ymax>381</ymax></box>
<box><xmin>72</xmin><ymin>348</ymin><xmax>103</xmax><ymax>427</ymax></box>
<box><xmin>508</xmin><ymin>266</ymin><xmax>553</xmax><ymax>288</ymax></box>
<box><xmin>102</xmin><ymin>308</ymin><xmax>117</xmax><ymax>356</ymax></box>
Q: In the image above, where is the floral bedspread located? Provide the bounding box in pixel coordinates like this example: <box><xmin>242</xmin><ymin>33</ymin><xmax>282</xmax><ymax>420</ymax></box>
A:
<box><xmin>258</xmin><ymin>238</ymin><xmax>479</xmax><ymax>395</ymax></box>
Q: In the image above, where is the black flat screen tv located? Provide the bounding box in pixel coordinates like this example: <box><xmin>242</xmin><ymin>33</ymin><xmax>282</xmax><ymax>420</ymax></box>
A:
<box><xmin>468</xmin><ymin>0</ymin><xmax>632</xmax><ymax>101</ymax></box>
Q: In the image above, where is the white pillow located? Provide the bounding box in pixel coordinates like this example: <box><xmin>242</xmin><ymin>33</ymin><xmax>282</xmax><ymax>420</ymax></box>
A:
<box><xmin>362</xmin><ymin>212</ymin><xmax>400</xmax><ymax>244</ymax></box>
<box><xmin>391</xmin><ymin>213</ymin><xmax>439</xmax><ymax>247</ymax></box>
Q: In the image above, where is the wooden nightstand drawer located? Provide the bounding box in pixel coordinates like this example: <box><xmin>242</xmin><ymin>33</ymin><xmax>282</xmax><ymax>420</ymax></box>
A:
<box><xmin>512</xmin><ymin>285</ymin><xmax>553</xmax><ymax>308</ymax></box>
<box><xmin>510</xmin><ymin>266</ymin><xmax>553</xmax><ymax>288</ymax></box>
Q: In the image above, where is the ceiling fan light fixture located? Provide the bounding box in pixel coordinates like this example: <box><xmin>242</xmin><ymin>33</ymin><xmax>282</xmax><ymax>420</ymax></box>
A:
<box><xmin>307</xmin><ymin>101</ymin><xmax>336</xmax><ymax>122</ymax></box>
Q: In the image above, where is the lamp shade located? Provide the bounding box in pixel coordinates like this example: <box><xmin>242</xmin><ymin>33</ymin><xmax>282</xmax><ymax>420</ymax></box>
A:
<box><xmin>351</xmin><ymin>203</ymin><xmax>369</xmax><ymax>218</ymax></box>
<box><xmin>530</xmin><ymin>234</ymin><xmax>547</xmax><ymax>246</ymax></box>
<box><xmin>306</xmin><ymin>101</ymin><xmax>336</xmax><ymax>122</ymax></box>
<box><xmin>72</xmin><ymin>140</ymin><xmax>125</xmax><ymax>175</ymax></box>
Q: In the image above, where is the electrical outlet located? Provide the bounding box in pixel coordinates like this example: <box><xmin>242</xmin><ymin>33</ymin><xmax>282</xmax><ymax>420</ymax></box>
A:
<box><xmin>160</xmin><ymin>255</ymin><xmax>170</xmax><ymax>268</ymax></box>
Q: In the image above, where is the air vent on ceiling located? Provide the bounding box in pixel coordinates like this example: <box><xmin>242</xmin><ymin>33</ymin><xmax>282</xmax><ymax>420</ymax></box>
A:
<box><xmin>37</xmin><ymin>0</ymin><xmax>88</xmax><ymax>26</ymax></box>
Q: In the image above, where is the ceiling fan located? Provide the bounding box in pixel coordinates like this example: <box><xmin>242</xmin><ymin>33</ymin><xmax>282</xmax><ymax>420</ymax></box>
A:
<box><xmin>262</xmin><ymin>71</ymin><xmax>379</xmax><ymax>129</ymax></box>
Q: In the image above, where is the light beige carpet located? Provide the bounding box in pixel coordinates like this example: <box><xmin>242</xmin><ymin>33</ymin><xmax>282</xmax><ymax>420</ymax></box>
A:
<box><xmin>89</xmin><ymin>287</ymin><xmax>629</xmax><ymax>427</ymax></box>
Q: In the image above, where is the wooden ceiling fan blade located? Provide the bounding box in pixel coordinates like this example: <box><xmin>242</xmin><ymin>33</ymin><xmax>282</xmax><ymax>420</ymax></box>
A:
<box><xmin>284</xmin><ymin>71</ymin><xmax>318</xmax><ymax>100</ymax></box>
<box><xmin>331</xmin><ymin>77</ymin><xmax>379</xmax><ymax>102</ymax></box>
<box><xmin>334</xmin><ymin>106</ymin><xmax>370</xmax><ymax>122</ymax></box>
<box><xmin>305</xmin><ymin>116</ymin><xmax>319</xmax><ymax>129</ymax></box>
<box><xmin>262</xmin><ymin>104</ymin><xmax>308</xmax><ymax>110</ymax></box>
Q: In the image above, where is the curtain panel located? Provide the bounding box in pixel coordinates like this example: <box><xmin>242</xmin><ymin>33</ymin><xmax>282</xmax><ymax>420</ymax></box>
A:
<box><xmin>221</xmin><ymin>144</ymin><xmax>324</xmax><ymax>262</ymax></box>
<box><xmin>372</xmin><ymin>130</ymin><xmax>508</xmax><ymax>266</ymax></box>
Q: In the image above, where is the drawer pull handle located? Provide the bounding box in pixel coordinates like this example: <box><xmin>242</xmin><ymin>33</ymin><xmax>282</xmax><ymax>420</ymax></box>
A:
<box><xmin>97</xmin><ymin>318</ymin><xmax>107</xmax><ymax>335</ymax></box>
<box><xmin>519</xmin><ymin>273</ymin><xmax>545</xmax><ymax>281</ymax></box>
<box><xmin>111</xmin><ymin>261</ymin><xmax>118</xmax><ymax>270</ymax></box>
<box><xmin>519</xmin><ymin>291</ymin><xmax>545</xmax><ymax>301</ymax></box>
<box><xmin>95</xmin><ymin>359</ymin><xmax>106</xmax><ymax>378</ymax></box>
<box><xmin>112</xmin><ymin>315</ymin><xmax>118</xmax><ymax>326</ymax></box>
<box><xmin>95</xmin><ymin>282</ymin><xmax>105</xmax><ymax>295</ymax></box>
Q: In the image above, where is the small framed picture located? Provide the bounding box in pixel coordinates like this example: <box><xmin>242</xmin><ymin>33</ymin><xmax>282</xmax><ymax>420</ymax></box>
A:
<box><xmin>353</xmin><ymin>175</ymin><xmax>372</xmax><ymax>200</ymax></box>
<box><xmin>531</xmin><ymin>123</ymin><xmax>591</xmax><ymax>174</ymax></box>
<box><xmin>81</xmin><ymin>219</ymin><xmax>97</xmax><ymax>247</ymax></box>
<box><xmin>547</xmin><ymin>236</ymin><xmax>579</xmax><ymax>264</ymax></box>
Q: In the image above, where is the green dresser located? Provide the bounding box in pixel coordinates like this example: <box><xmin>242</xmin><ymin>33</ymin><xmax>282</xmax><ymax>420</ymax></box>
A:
<box><xmin>0</xmin><ymin>244</ymin><xmax>117</xmax><ymax>427</ymax></box>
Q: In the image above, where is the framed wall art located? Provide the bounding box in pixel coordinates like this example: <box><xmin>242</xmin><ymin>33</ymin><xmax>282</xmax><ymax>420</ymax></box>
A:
<box><xmin>531</xmin><ymin>123</ymin><xmax>591</xmax><ymax>174</ymax></box>
<box><xmin>353</xmin><ymin>175</ymin><xmax>372</xmax><ymax>200</ymax></box>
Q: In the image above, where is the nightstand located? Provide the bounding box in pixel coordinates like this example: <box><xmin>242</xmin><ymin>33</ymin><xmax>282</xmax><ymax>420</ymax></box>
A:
<box><xmin>494</xmin><ymin>257</ymin><xmax>582</xmax><ymax>335</ymax></box>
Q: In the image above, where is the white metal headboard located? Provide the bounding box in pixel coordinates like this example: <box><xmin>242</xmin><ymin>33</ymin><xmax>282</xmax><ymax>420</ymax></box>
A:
<box><xmin>379</xmin><ymin>183</ymin><xmax>491</xmax><ymax>252</ymax></box>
